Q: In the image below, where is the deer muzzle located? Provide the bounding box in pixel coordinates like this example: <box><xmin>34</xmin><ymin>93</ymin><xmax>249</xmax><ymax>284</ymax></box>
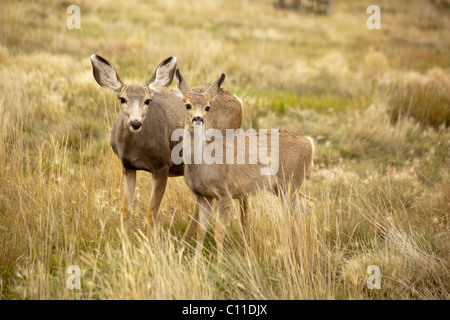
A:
<box><xmin>130</xmin><ymin>120</ymin><xmax>142</xmax><ymax>131</ymax></box>
<box><xmin>192</xmin><ymin>117</ymin><xmax>203</xmax><ymax>126</ymax></box>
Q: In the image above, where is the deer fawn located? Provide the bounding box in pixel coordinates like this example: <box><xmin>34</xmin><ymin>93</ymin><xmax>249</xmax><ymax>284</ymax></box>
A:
<box><xmin>176</xmin><ymin>69</ymin><xmax>315</xmax><ymax>261</ymax></box>
<box><xmin>90</xmin><ymin>55</ymin><xmax>243</xmax><ymax>240</ymax></box>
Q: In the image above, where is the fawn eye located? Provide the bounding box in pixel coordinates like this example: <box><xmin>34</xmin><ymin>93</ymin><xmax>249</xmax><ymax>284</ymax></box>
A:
<box><xmin>186</xmin><ymin>104</ymin><xmax>192</xmax><ymax>110</ymax></box>
<box><xmin>144</xmin><ymin>99</ymin><xmax>151</xmax><ymax>105</ymax></box>
<box><xmin>119</xmin><ymin>97</ymin><xmax>126</xmax><ymax>104</ymax></box>
<box><xmin>205</xmin><ymin>106</ymin><xmax>210</xmax><ymax>112</ymax></box>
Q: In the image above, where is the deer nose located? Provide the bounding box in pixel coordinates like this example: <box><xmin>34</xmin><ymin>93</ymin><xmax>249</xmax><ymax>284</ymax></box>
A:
<box><xmin>130</xmin><ymin>120</ymin><xmax>142</xmax><ymax>130</ymax></box>
<box><xmin>192</xmin><ymin>117</ymin><xmax>203</xmax><ymax>126</ymax></box>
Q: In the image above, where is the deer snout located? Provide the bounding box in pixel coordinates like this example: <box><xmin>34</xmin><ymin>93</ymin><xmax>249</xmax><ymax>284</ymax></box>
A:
<box><xmin>192</xmin><ymin>117</ymin><xmax>203</xmax><ymax>126</ymax></box>
<box><xmin>130</xmin><ymin>120</ymin><xmax>142</xmax><ymax>130</ymax></box>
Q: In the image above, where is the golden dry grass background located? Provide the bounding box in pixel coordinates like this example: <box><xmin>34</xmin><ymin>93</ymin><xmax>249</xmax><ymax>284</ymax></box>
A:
<box><xmin>0</xmin><ymin>0</ymin><xmax>449</xmax><ymax>299</ymax></box>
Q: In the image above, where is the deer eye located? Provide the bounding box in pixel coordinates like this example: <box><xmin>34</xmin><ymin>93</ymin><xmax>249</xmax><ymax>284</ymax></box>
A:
<box><xmin>186</xmin><ymin>104</ymin><xmax>192</xmax><ymax>110</ymax></box>
<box><xmin>205</xmin><ymin>106</ymin><xmax>210</xmax><ymax>112</ymax></box>
<box><xmin>119</xmin><ymin>97</ymin><xmax>126</xmax><ymax>104</ymax></box>
<box><xmin>144</xmin><ymin>99</ymin><xmax>151</xmax><ymax>105</ymax></box>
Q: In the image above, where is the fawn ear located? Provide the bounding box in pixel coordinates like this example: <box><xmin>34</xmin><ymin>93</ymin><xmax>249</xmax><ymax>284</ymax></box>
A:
<box><xmin>146</xmin><ymin>56</ymin><xmax>177</xmax><ymax>92</ymax></box>
<box><xmin>205</xmin><ymin>73</ymin><xmax>225</xmax><ymax>100</ymax></box>
<box><xmin>175</xmin><ymin>68</ymin><xmax>193</xmax><ymax>97</ymax></box>
<box><xmin>90</xmin><ymin>55</ymin><xmax>123</xmax><ymax>92</ymax></box>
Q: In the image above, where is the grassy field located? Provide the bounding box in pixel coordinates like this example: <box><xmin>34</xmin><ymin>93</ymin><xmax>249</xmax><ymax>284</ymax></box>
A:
<box><xmin>0</xmin><ymin>0</ymin><xmax>449</xmax><ymax>299</ymax></box>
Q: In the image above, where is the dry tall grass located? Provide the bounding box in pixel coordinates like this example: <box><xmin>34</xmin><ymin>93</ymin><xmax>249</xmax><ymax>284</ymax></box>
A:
<box><xmin>0</xmin><ymin>0</ymin><xmax>448</xmax><ymax>299</ymax></box>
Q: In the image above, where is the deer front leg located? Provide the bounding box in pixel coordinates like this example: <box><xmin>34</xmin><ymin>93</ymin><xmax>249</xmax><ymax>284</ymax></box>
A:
<box><xmin>146</xmin><ymin>168</ymin><xmax>169</xmax><ymax>240</ymax></box>
<box><xmin>122</xmin><ymin>168</ymin><xmax>137</xmax><ymax>237</ymax></box>
<box><xmin>181</xmin><ymin>202</ymin><xmax>199</xmax><ymax>244</ymax></box>
<box><xmin>195</xmin><ymin>196</ymin><xmax>213</xmax><ymax>258</ymax></box>
<box><xmin>215</xmin><ymin>194</ymin><xmax>233</xmax><ymax>263</ymax></box>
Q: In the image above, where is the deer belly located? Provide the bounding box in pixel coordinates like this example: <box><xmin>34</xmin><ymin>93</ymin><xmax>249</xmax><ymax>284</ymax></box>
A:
<box><xmin>120</xmin><ymin>157</ymin><xmax>151</xmax><ymax>172</ymax></box>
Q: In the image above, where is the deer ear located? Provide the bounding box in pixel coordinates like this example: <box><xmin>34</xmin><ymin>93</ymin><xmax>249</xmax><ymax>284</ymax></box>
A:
<box><xmin>205</xmin><ymin>73</ymin><xmax>225</xmax><ymax>100</ymax></box>
<box><xmin>146</xmin><ymin>56</ymin><xmax>177</xmax><ymax>92</ymax></box>
<box><xmin>175</xmin><ymin>68</ymin><xmax>192</xmax><ymax>97</ymax></box>
<box><xmin>90</xmin><ymin>55</ymin><xmax>123</xmax><ymax>92</ymax></box>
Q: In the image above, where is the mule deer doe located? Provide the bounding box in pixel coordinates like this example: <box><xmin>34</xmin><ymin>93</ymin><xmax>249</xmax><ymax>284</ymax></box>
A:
<box><xmin>176</xmin><ymin>69</ymin><xmax>315</xmax><ymax>261</ymax></box>
<box><xmin>90</xmin><ymin>55</ymin><xmax>243</xmax><ymax>239</ymax></box>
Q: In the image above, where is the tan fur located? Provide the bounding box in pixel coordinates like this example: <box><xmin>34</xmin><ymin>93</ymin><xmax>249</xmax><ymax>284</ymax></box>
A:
<box><xmin>176</xmin><ymin>70</ymin><xmax>315</xmax><ymax>261</ymax></box>
<box><xmin>91</xmin><ymin>55</ymin><xmax>242</xmax><ymax>240</ymax></box>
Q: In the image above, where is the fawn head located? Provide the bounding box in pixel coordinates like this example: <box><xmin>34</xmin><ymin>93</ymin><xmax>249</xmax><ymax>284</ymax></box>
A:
<box><xmin>175</xmin><ymin>69</ymin><xmax>225</xmax><ymax>131</ymax></box>
<box><xmin>91</xmin><ymin>55</ymin><xmax>177</xmax><ymax>132</ymax></box>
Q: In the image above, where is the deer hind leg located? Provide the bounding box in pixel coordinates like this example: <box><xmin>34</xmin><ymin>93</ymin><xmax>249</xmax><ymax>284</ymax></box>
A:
<box><xmin>291</xmin><ymin>172</ymin><xmax>315</xmax><ymax>213</ymax></box>
<box><xmin>215</xmin><ymin>194</ymin><xmax>233</xmax><ymax>263</ymax></box>
<box><xmin>289</xmin><ymin>180</ymin><xmax>302</xmax><ymax>212</ymax></box>
<box><xmin>273</xmin><ymin>182</ymin><xmax>295</xmax><ymax>211</ymax></box>
<box><xmin>122</xmin><ymin>168</ymin><xmax>136</xmax><ymax>237</ymax></box>
<box><xmin>146</xmin><ymin>168</ymin><xmax>169</xmax><ymax>240</ymax></box>
<box><xmin>273</xmin><ymin>179</ymin><xmax>302</xmax><ymax>213</ymax></box>
<box><xmin>195</xmin><ymin>196</ymin><xmax>213</xmax><ymax>258</ymax></box>
<box><xmin>181</xmin><ymin>202</ymin><xmax>200</xmax><ymax>244</ymax></box>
